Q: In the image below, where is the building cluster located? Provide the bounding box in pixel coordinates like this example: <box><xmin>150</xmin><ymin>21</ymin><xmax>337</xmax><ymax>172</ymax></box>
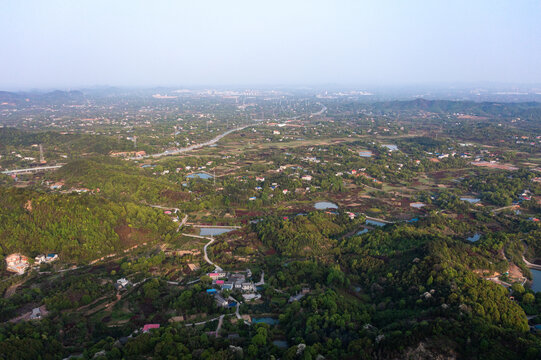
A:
<box><xmin>207</xmin><ymin>269</ymin><xmax>261</xmax><ymax>306</ymax></box>
<box><xmin>208</xmin><ymin>271</ymin><xmax>255</xmax><ymax>293</ymax></box>
<box><xmin>5</xmin><ymin>253</ymin><xmax>29</xmax><ymax>275</ymax></box>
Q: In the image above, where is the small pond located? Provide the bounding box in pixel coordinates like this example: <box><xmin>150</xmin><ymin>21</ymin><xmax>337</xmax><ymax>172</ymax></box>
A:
<box><xmin>272</xmin><ymin>340</ymin><xmax>288</xmax><ymax>349</ymax></box>
<box><xmin>314</xmin><ymin>201</ymin><xmax>338</xmax><ymax>210</ymax></box>
<box><xmin>356</xmin><ymin>228</ymin><xmax>370</xmax><ymax>235</ymax></box>
<box><xmin>467</xmin><ymin>233</ymin><xmax>481</xmax><ymax>242</ymax></box>
<box><xmin>187</xmin><ymin>173</ymin><xmax>213</xmax><ymax>179</ymax></box>
<box><xmin>252</xmin><ymin>317</ymin><xmax>279</xmax><ymax>325</ymax></box>
<box><xmin>359</xmin><ymin>151</ymin><xmax>373</xmax><ymax>158</ymax></box>
<box><xmin>366</xmin><ymin>219</ymin><xmax>386</xmax><ymax>227</ymax></box>
<box><xmin>460</xmin><ymin>197</ymin><xmax>480</xmax><ymax>204</ymax></box>
<box><xmin>382</xmin><ymin>144</ymin><xmax>398</xmax><ymax>151</ymax></box>
<box><xmin>199</xmin><ymin>228</ymin><xmax>234</xmax><ymax>236</ymax></box>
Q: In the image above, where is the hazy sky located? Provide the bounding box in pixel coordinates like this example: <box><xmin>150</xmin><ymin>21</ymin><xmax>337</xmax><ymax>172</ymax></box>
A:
<box><xmin>1</xmin><ymin>0</ymin><xmax>541</xmax><ymax>89</ymax></box>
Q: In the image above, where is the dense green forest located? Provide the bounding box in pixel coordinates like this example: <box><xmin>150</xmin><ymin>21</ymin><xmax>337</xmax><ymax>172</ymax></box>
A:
<box><xmin>53</xmin><ymin>157</ymin><xmax>189</xmax><ymax>205</ymax></box>
<box><xmin>0</xmin><ymin>187</ymin><xmax>177</xmax><ymax>262</ymax></box>
<box><xmin>0</xmin><ymin>127</ymin><xmax>142</xmax><ymax>156</ymax></box>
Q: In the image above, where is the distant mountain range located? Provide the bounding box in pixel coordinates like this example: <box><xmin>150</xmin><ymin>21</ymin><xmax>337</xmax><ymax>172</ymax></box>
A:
<box><xmin>365</xmin><ymin>98</ymin><xmax>541</xmax><ymax>119</ymax></box>
<box><xmin>0</xmin><ymin>90</ymin><xmax>85</xmax><ymax>105</ymax></box>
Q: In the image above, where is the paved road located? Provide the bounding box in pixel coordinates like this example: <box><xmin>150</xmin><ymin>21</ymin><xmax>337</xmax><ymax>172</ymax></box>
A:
<box><xmin>181</xmin><ymin>233</ymin><xmax>222</xmax><ymax>271</ymax></box>
<box><xmin>228</xmin><ymin>296</ymin><xmax>242</xmax><ymax>319</ymax></box>
<box><xmin>310</xmin><ymin>103</ymin><xmax>327</xmax><ymax>117</ymax></box>
<box><xmin>129</xmin><ymin>125</ymin><xmax>254</xmax><ymax>160</ymax></box>
<box><xmin>203</xmin><ymin>237</ymin><xmax>223</xmax><ymax>272</ymax></box>
<box><xmin>177</xmin><ymin>214</ymin><xmax>189</xmax><ymax>232</ymax></box>
<box><xmin>146</xmin><ymin>204</ymin><xmax>180</xmax><ymax>212</ymax></box>
<box><xmin>184</xmin><ymin>316</ymin><xmax>222</xmax><ymax>327</ymax></box>
<box><xmin>255</xmin><ymin>271</ymin><xmax>265</xmax><ymax>286</ymax></box>
<box><xmin>1</xmin><ymin>164</ymin><xmax>64</xmax><ymax>175</ymax></box>
<box><xmin>523</xmin><ymin>256</ymin><xmax>541</xmax><ymax>270</ymax></box>
<box><xmin>492</xmin><ymin>205</ymin><xmax>520</xmax><ymax>213</ymax></box>
<box><xmin>215</xmin><ymin>315</ymin><xmax>225</xmax><ymax>337</ymax></box>
<box><xmin>365</xmin><ymin>216</ymin><xmax>394</xmax><ymax>224</ymax></box>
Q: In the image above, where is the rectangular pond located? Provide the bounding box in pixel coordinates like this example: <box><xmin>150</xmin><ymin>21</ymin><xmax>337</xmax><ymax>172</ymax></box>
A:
<box><xmin>199</xmin><ymin>228</ymin><xmax>234</xmax><ymax>236</ymax></box>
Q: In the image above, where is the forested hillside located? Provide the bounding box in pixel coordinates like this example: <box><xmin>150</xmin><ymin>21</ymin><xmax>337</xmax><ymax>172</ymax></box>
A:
<box><xmin>0</xmin><ymin>188</ymin><xmax>177</xmax><ymax>263</ymax></box>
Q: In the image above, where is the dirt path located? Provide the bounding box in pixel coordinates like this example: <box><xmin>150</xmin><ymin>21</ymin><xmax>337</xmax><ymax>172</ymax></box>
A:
<box><xmin>4</xmin><ymin>279</ymin><xmax>26</xmax><ymax>298</ymax></box>
<box><xmin>8</xmin><ymin>305</ymin><xmax>48</xmax><ymax>323</ymax></box>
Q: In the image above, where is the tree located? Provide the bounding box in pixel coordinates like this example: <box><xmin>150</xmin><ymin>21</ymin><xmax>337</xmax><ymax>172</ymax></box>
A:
<box><xmin>523</xmin><ymin>293</ymin><xmax>535</xmax><ymax>304</ymax></box>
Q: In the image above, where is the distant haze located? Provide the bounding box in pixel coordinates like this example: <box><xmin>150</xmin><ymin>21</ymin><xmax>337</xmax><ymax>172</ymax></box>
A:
<box><xmin>1</xmin><ymin>0</ymin><xmax>541</xmax><ymax>89</ymax></box>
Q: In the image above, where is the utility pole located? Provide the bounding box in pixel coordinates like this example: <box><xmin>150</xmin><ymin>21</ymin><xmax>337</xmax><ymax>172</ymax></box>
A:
<box><xmin>213</xmin><ymin>168</ymin><xmax>216</xmax><ymax>188</ymax></box>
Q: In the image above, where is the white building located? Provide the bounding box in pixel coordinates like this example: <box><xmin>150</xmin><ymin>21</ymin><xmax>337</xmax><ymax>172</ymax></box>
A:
<box><xmin>241</xmin><ymin>282</ymin><xmax>255</xmax><ymax>292</ymax></box>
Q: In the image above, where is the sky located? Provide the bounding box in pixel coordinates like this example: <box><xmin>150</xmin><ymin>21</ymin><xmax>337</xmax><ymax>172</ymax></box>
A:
<box><xmin>1</xmin><ymin>0</ymin><xmax>541</xmax><ymax>89</ymax></box>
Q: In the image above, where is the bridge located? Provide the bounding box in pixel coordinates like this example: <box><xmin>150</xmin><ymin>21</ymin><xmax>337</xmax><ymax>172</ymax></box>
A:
<box><xmin>1</xmin><ymin>164</ymin><xmax>64</xmax><ymax>175</ymax></box>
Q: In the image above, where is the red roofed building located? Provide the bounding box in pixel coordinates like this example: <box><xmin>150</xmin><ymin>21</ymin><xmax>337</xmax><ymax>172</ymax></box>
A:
<box><xmin>6</xmin><ymin>253</ymin><xmax>29</xmax><ymax>275</ymax></box>
<box><xmin>143</xmin><ymin>324</ymin><xmax>160</xmax><ymax>333</ymax></box>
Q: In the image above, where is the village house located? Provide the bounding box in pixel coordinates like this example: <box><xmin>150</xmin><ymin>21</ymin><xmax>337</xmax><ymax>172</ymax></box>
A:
<box><xmin>6</xmin><ymin>253</ymin><xmax>30</xmax><ymax>275</ymax></box>
<box><xmin>50</xmin><ymin>182</ymin><xmax>64</xmax><ymax>190</ymax></box>
<box><xmin>30</xmin><ymin>307</ymin><xmax>42</xmax><ymax>320</ymax></box>
<box><xmin>142</xmin><ymin>324</ymin><xmax>160</xmax><ymax>333</ymax></box>
<box><xmin>34</xmin><ymin>253</ymin><xmax>58</xmax><ymax>265</ymax></box>
<box><xmin>301</xmin><ymin>175</ymin><xmax>313</xmax><ymax>181</ymax></box>
<box><xmin>115</xmin><ymin>278</ymin><xmax>130</xmax><ymax>291</ymax></box>
<box><xmin>215</xmin><ymin>294</ymin><xmax>228</xmax><ymax>307</ymax></box>
<box><xmin>230</xmin><ymin>273</ymin><xmax>245</xmax><ymax>282</ymax></box>
<box><xmin>241</xmin><ymin>282</ymin><xmax>255</xmax><ymax>292</ymax></box>
<box><xmin>221</xmin><ymin>281</ymin><xmax>234</xmax><ymax>290</ymax></box>
<box><xmin>208</xmin><ymin>272</ymin><xmax>227</xmax><ymax>280</ymax></box>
